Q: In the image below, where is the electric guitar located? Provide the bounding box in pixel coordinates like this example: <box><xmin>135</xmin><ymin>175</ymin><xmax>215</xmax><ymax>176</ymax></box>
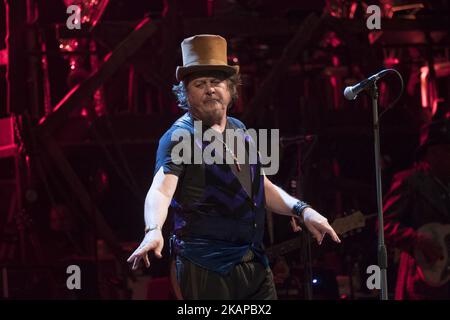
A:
<box><xmin>331</xmin><ymin>211</ymin><xmax>376</xmax><ymax>236</ymax></box>
<box><xmin>266</xmin><ymin>211</ymin><xmax>373</xmax><ymax>259</ymax></box>
<box><xmin>414</xmin><ymin>223</ymin><xmax>450</xmax><ymax>287</ymax></box>
<box><xmin>265</xmin><ymin>237</ymin><xmax>302</xmax><ymax>260</ymax></box>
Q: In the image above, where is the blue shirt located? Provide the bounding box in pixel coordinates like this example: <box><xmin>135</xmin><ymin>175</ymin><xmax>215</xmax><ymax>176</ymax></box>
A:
<box><xmin>154</xmin><ymin>113</ymin><xmax>269</xmax><ymax>275</ymax></box>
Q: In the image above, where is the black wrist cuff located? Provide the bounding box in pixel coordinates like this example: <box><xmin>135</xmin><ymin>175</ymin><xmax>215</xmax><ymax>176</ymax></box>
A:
<box><xmin>292</xmin><ymin>200</ymin><xmax>311</xmax><ymax>221</ymax></box>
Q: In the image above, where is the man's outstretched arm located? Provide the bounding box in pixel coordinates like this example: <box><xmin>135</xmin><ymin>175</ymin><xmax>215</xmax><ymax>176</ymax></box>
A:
<box><xmin>263</xmin><ymin>175</ymin><xmax>341</xmax><ymax>245</ymax></box>
<box><xmin>127</xmin><ymin>167</ymin><xmax>178</xmax><ymax>270</ymax></box>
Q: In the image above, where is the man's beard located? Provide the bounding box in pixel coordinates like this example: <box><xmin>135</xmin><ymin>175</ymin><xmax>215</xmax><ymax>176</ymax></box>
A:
<box><xmin>191</xmin><ymin>101</ymin><xmax>226</xmax><ymax>127</ymax></box>
<box><xmin>202</xmin><ymin>107</ymin><xmax>224</xmax><ymax>126</ymax></box>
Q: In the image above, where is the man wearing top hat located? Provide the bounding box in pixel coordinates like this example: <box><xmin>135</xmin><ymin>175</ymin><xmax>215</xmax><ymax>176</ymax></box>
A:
<box><xmin>127</xmin><ymin>34</ymin><xmax>341</xmax><ymax>300</ymax></box>
<box><xmin>383</xmin><ymin>118</ymin><xmax>450</xmax><ymax>299</ymax></box>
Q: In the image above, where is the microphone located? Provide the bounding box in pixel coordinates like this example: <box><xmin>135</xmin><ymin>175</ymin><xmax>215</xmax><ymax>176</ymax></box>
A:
<box><xmin>343</xmin><ymin>69</ymin><xmax>391</xmax><ymax>100</ymax></box>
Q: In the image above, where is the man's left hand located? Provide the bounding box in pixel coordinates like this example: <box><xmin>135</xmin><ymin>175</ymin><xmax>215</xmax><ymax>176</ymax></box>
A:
<box><xmin>291</xmin><ymin>208</ymin><xmax>341</xmax><ymax>245</ymax></box>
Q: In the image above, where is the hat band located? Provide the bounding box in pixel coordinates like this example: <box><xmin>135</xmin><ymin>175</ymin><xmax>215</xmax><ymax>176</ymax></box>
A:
<box><xmin>183</xmin><ymin>58</ymin><xmax>229</xmax><ymax>67</ymax></box>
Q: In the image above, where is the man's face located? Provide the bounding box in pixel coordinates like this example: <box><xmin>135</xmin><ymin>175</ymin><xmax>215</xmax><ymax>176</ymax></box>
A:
<box><xmin>185</xmin><ymin>71</ymin><xmax>232</xmax><ymax>126</ymax></box>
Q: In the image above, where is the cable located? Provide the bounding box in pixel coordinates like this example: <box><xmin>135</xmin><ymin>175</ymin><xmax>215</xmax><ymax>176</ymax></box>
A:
<box><xmin>378</xmin><ymin>68</ymin><xmax>405</xmax><ymax>122</ymax></box>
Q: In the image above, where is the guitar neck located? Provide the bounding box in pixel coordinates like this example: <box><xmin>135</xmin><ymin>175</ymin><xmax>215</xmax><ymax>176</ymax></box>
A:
<box><xmin>266</xmin><ymin>237</ymin><xmax>302</xmax><ymax>259</ymax></box>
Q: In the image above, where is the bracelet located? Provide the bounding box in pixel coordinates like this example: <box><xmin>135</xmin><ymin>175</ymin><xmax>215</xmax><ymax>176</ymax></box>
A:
<box><xmin>144</xmin><ymin>224</ymin><xmax>161</xmax><ymax>234</ymax></box>
<box><xmin>292</xmin><ymin>200</ymin><xmax>311</xmax><ymax>222</ymax></box>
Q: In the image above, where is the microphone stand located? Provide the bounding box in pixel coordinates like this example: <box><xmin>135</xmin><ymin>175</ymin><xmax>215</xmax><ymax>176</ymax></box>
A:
<box><xmin>368</xmin><ymin>82</ymin><xmax>389</xmax><ymax>300</ymax></box>
<box><xmin>296</xmin><ymin>144</ymin><xmax>313</xmax><ymax>301</ymax></box>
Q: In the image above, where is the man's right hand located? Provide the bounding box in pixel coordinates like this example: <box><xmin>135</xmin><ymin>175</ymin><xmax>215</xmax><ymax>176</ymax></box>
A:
<box><xmin>127</xmin><ymin>230</ymin><xmax>164</xmax><ymax>270</ymax></box>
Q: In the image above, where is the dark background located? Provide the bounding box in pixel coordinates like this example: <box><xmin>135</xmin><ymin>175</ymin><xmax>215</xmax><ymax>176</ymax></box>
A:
<box><xmin>0</xmin><ymin>0</ymin><xmax>449</xmax><ymax>299</ymax></box>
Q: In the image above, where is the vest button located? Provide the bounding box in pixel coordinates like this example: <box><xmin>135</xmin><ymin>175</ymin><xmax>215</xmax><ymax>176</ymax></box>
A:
<box><xmin>254</xmin><ymin>223</ymin><xmax>257</xmax><ymax>228</ymax></box>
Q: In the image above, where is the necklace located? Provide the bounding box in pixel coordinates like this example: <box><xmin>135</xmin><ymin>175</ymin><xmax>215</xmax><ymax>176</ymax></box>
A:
<box><xmin>189</xmin><ymin>113</ymin><xmax>242</xmax><ymax>171</ymax></box>
<box><xmin>215</xmin><ymin>135</ymin><xmax>241</xmax><ymax>172</ymax></box>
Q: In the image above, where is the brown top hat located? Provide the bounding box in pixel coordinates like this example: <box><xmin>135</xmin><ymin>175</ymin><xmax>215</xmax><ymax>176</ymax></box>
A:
<box><xmin>176</xmin><ymin>34</ymin><xmax>239</xmax><ymax>81</ymax></box>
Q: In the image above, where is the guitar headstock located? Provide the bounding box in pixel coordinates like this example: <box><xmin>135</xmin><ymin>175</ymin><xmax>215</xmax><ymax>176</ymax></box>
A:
<box><xmin>331</xmin><ymin>211</ymin><xmax>367</xmax><ymax>236</ymax></box>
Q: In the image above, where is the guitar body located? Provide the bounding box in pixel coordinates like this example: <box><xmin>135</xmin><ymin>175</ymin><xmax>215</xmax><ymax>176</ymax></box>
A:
<box><xmin>415</xmin><ymin>223</ymin><xmax>450</xmax><ymax>287</ymax></box>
